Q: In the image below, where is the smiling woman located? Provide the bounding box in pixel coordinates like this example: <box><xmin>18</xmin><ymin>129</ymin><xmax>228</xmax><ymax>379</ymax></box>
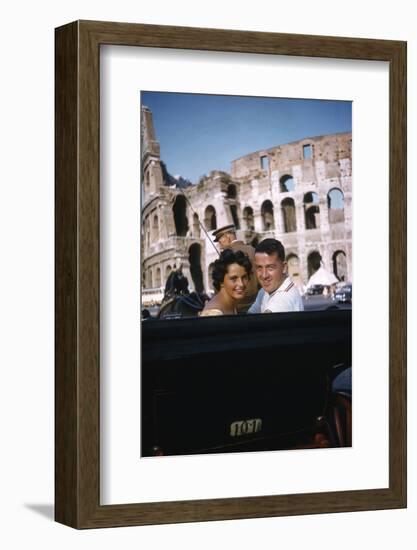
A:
<box><xmin>200</xmin><ymin>249</ymin><xmax>252</xmax><ymax>316</ymax></box>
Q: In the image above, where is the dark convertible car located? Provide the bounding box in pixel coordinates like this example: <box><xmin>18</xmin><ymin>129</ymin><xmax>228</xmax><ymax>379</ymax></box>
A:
<box><xmin>141</xmin><ymin>310</ymin><xmax>352</xmax><ymax>457</ymax></box>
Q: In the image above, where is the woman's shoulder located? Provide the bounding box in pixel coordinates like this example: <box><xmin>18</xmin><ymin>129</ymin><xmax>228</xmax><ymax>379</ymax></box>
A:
<box><xmin>199</xmin><ymin>308</ymin><xmax>224</xmax><ymax>317</ymax></box>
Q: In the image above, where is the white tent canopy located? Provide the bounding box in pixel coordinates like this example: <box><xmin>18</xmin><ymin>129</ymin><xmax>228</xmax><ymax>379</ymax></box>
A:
<box><xmin>306</xmin><ymin>266</ymin><xmax>338</xmax><ymax>287</ymax></box>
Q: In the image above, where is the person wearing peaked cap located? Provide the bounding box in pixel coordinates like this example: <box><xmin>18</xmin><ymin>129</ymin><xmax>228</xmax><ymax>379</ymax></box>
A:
<box><xmin>211</xmin><ymin>224</ymin><xmax>258</xmax><ymax>312</ymax></box>
<box><xmin>212</xmin><ymin>224</ymin><xmax>237</xmax><ymax>243</ymax></box>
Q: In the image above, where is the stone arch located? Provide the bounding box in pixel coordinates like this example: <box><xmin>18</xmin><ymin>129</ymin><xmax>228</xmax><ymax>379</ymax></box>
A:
<box><xmin>145</xmin><ymin>216</ymin><xmax>151</xmax><ymax>248</ymax></box>
<box><xmin>152</xmin><ymin>213</ymin><xmax>159</xmax><ymax>241</ymax></box>
<box><xmin>327</xmin><ymin>188</ymin><xmax>345</xmax><ymax>223</ymax></box>
<box><xmin>307</xmin><ymin>251</ymin><xmax>322</xmax><ymax>279</ymax></box>
<box><xmin>230</xmin><ymin>205</ymin><xmax>240</xmax><ymax>229</ymax></box>
<box><xmin>281</xmin><ymin>198</ymin><xmax>297</xmax><ymax>233</ymax></box>
<box><xmin>261</xmin><ymin>200</ymin><xmax>275</xmax><ymax>231</ymax></box>
<box><xmin>173</xmin><ymin>195</ymin><xmax>188</xmax><ymax>236</ymax></box>
<box><xmin>332</xmin><ymin>250</ymin><xmax>348</xmax><ymax>281</ymax></box>
<box><xmin>155</xmin><ymin>267</ymin><xmax>162</xmax><ymax>288</ymax></box>
<box><xmin>286</xmin><ymin>253</ymin><xmax>302</xmax><ymax>286</ymax></box>
<box><xmin>243</xmin><ymin>206</ymin><xmax>255</xmax><ymax>230</ymax></box>
<box><xmin>193</xmin><ymin>212</ymin><xmax>201</xmax><ymax>238</ymax></box>
<box><xmin>204</xmin><ymin>205</ymin><xmax>217</xmax><ymax>230</ymax></box>
<box><xmin>304</xmin><ymin>192</ymin><xmax>320</xmax><ymax>229</ymax></box>
<box><xmin>280</xmin><ymin>174</ymin><xmax>295</xmax><ymax>192</ymax></box>
<box><xmin>189</xmin><ymin>243</ymin><xmax>204</xmax><ymax>293</ymax></box>
<box><xmin>303</xmin><ymin>143</ymin><xmax>313</xmax><ymax>159</ymax></box>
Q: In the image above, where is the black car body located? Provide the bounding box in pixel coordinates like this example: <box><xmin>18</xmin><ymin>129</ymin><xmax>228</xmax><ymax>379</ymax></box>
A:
<box><xmin>141</xmin><ymin>310</ymin><xmax>352</xmax><ymax>457</ymax></box>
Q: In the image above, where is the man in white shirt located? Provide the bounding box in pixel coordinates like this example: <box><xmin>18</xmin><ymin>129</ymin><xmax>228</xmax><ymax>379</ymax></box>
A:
<box><xmin>248</xmin><ymin>238</ymin><xmax>304</xmax><ymax>314</ymax></box>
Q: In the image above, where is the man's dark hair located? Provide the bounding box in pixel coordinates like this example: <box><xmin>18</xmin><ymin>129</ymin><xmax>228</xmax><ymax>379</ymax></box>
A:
<box><xmin>255</xmin><ymin>238</ymin><xmax>285</xmax><ymax>262</ymax></box>
<box><xmin>212</xmin><ymin>249</ymin><xmax>252</xmax><ymax>291</ymax></box>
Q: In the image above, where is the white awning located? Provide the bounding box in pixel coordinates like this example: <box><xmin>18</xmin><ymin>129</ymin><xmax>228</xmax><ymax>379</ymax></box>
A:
<box><xmin>307</xmin><ymin>266</ymin><xmax>338</xmax><ymax>287</ymax></box>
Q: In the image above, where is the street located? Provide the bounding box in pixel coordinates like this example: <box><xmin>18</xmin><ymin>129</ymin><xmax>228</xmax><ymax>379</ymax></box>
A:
<box><xmin>302</xmin><ymin>295</ymin><xmax>352</xmax><ymax>311</ymax></box>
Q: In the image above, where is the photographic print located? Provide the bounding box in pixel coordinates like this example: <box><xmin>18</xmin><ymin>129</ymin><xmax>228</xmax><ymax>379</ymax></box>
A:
<box><xmin>141</xmin><ymin>91</ymin><xmax>352</xmax><ymax>458</ymax></box>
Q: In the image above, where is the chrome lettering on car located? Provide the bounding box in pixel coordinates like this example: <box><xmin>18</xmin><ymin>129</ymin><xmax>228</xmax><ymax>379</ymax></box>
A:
<box><xmin>230</xmin><ymin>418</ymin><xmax>262</xmax><ymax>437</ymax></box>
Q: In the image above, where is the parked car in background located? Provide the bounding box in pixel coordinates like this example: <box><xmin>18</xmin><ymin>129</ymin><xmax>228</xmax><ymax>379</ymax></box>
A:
<box><xmin>335</xmin><ymin>283</ymin><xmax>352</xmax><ymax>303</ymax></box>
<box><xmin>307</xmin><ymin>284</ymin><xmax>324</xmax><ymax>296</ymax></box>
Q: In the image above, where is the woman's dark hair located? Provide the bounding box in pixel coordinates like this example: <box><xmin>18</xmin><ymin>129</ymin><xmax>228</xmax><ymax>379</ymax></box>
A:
<box><xmin>212</xmin><ymin>249</ymin><xmax>252</xmax><ymax>291</ymax></box>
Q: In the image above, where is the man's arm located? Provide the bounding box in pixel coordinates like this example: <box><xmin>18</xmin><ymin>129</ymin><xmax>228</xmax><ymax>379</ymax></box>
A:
<box><xmin>265</xmin><ymin>290</ymin><xmax>303</xmax><ymax>313</ymax></box>
<box><xmin>247</xmin><ymin>289</ymin><xmax>263</xmax><ymax>314</ymax></box>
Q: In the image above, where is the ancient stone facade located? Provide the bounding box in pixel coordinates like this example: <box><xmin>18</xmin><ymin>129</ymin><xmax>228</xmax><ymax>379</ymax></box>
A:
<box><xmin>141</xmin><ymin>105</ymin><xmax>352</xmax><ymax>305</ymax></box>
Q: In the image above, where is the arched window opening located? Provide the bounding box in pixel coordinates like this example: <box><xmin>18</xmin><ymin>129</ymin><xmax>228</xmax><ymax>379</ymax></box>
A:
<box><xmin>189</xmin><ymin>244</ymin><xmax>204</xmax><ymax>293</ymax></box>
<box><xmin>147</xmin><ymin>269</ymin><xmax>153</xmax><ymax>288</ymax></box>
<box><xmin>243</xmin><ymin>206</ymin><xmax>255</xmax><ymax>230</ymax></box>
<box><xmin>193</xmin><ymin>213</ymin><xmax>201</xmax><ymax>238</ymax></box>
<box><xmin>204</xmin><ymin>205</ymin><xmax>217</xmax><ymax>230</ymax></box>
<box><xmin>286</xmin><ymin>253</ymin><xmax>300</xmax><ymax>276</ymax></box>
<box><xmin>303</xmin><ymin>144</ymin><xmax>312</xmax><ymax>159</ymax></box>
<box><xmin>152</xmin><ymin>214</ymin><xmax>159</xmax><ymax>241</ymax></box>
<box><xmin>281</xmin><ymin>198</ymin><xmax>297</xmax><ymax>233</ymax></box>
<box><xmin>327</xmin><ymin>188</ymin><xmax>345</xmax><ymax>224</ymax></box>
<box><xmin>280</xmin><ymin>174</ymin><xmax>295</xmax><ymax>192</ymax></box>
<box><xmin>230</xmin><ymin>205</ymin><xmax>240</xmax><ymax>229</ymax></box>
<box><xmin>173</xmin><ymin>195</ymin><xmax>189</xmax><ymax>236</ymax></box>
<box><xmin>155</xmin><ymin>267</ymin><xmax>162</xmax><ymax>288</ymax></box>
<box><xmin>333</xmin><ymin>250</ymin><xmax>347</xmax><ymax>282</ymax></box>
<box><xmin>227</xmin><ymin>184</ymin><xmax>237</xmax><ymax>198</ymax></box>
<box><xmin>145</xmin><ymin>217</ymin><xmax>151</xmax><ymax>248</ymax></box>
<box><xmin>251</xmin><ymin>237</ymin><xmax>259</xmax><ymax>248</ymax></box>
<box><xmin>307</xmin><ymin>251</ymin><xmax>322</xmax><ymax>279</ymax></box>
<box><xmin>304</xmin><ymin>192</ymin><xmax>320</xmax><ymax>230</ymax></box>
<box><xmin>165</xmin><ymin>265</ymin><xmax>172</xmax><ymax>278</ymax></box>
<box><xmin>286</xmin><ymin>254</ymin><xmax>302</xmax><ymax>286</ymax></box>
<box><xmin>261</xmin><ymin>200</ymin><xmax>275</xmax><ymax>231</ymax></box>
<box><xmin>260</xmin><ymin>155</ymin><xmax>269</xmax><ymax>170</ymax></box>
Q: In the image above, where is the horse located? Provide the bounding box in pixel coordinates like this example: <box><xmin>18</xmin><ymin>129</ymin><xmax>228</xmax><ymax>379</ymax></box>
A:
<box><xmin>157</xmin><ymin>270</ymin><xmax>209</xmax><ymax>319</ymax></box>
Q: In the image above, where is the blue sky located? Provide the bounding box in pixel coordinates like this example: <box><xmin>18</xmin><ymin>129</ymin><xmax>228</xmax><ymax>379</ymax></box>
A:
<box><xmin>141</xmin><ymin>91</ymin><xmax>352</xmax><ymax>183</ymax></box>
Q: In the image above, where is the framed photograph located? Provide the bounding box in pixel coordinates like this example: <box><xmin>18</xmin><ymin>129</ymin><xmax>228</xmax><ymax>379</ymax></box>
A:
<box><xmin>55</xmin><ymin>20</ymin><xmax>406</xmax><ymax>528</ymax></box>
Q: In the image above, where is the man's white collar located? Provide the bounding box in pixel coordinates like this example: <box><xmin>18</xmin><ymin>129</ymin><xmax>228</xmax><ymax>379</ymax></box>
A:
<box><xmin>266</xmin><ymin>276</ymin><xmax>293</xmax><ymax>296</ymax></box>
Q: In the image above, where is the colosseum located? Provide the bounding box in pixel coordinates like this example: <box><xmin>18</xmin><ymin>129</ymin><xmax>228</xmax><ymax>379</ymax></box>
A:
<box><xmin>141</xmin><ymin>105</ymin><xmax>352</xmax><ymax>305</ymax></box>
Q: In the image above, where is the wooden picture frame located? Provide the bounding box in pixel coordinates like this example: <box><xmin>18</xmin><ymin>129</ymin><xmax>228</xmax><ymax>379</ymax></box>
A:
<box><xmin>55</xmin><ymin>20</ymin><xmax>406</xmax><ymax>528</ymax></box>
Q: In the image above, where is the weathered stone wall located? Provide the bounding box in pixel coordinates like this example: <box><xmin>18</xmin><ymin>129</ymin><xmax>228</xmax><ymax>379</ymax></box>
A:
<box><xmin>228</xmin><ymin>133</ymin><xmax>352</xmax><ymax>286</ymax></box>
<box><xmin>141</xmin><ymin>106</ymin><xmax>352</xmax><ymax>301</ymax></box>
